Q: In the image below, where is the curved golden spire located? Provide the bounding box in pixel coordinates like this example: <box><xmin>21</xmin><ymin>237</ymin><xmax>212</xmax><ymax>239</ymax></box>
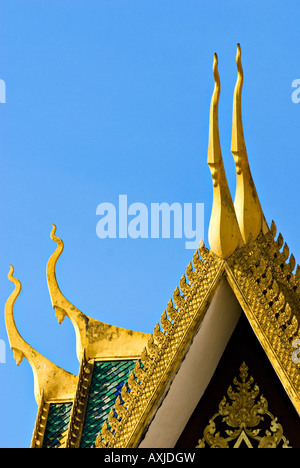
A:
<box><xmin>47</xmin><ymin>225</ymin><xmax>150</xmax><ymax>362</ymax></box>
<box><xmin>207</xmin><ymin>53</ymin><xmax>242</xmax><ymax>259</ymax></box>
<box><xmin>207</xmin><ymin>54</ymin><xmax>222</xmax><ymax>166</ymax></box>
<box><xmin>231</xmin><ymin>43</ymin><xmax>245</xmax><ymax>155</ymax></box>
<box><xmin>231</xmin><ymin>43</ymin><xmax>268</xmax><ymax>242</ymax></box>
<box><xmin>5</xmin><ymin>265</ymin><xmax>77</xmax><ymax>404</ymax></box>
<box><xmin>46</xmin><ymin>224</ymin><xmax>89</xmax><ymax>361</ymax></box>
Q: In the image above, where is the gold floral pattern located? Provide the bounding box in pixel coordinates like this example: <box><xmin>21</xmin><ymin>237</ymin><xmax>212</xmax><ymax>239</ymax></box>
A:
<box><xmin>196</xmin><ymin>362</ymin><xmax>291</xmax><ymax>448</ymax></box>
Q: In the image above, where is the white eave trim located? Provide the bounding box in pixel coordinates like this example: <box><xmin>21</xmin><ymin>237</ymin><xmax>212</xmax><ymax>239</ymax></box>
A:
<box><xmin>139</xmin><ymin>276</ymin><xmax>242</xmax><ymax>448</ymax></box>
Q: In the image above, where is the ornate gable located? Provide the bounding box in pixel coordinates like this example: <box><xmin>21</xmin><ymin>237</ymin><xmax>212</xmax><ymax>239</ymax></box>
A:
<box><xmin>5</xmin><ymin>44</ymin><xmax>300</xmax><ymax>448</ymax></box>
<box><xmin>196</xmin><ymin>361</ymin><xmax>292</xmax><ymax>448</ymax></box>
<box><xmin>94</xmin><ymin>45</ymin><xmax>300</xmax><ymax>448</ymax></box>
<box><xmin>226</xmin><ymin>225</ymin><xmax>300</xmax><ymax>414</ymax></box>
<box><xmin>94</xmin><ymin>227</ymin><xmax>300</xmax><ymax>448</ymax></box>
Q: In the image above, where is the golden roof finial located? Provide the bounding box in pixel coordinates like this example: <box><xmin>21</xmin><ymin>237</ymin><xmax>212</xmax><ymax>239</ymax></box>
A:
<box><xmin>46</xmin><ymin>224</ymin><xmax>90</xmax><ymax>361</ymax></box>
<box><xmin>207</xmin><ymin>53</ymin><xmax>242</xmax><ymax>259</ymax></box>
<box><xmin>47</xmin><ymin>225</ymin><xmax>150</xmax><ymax>362</ymax></box>
<box><xmin>231</xmin><ymin>43</ymin><xmax>268</xmax><ymax>242</ymax></box>
<box><xmin>5</xmin><ymin>265</ymin><xmax>77</xmax><ymax>404</ymax></box>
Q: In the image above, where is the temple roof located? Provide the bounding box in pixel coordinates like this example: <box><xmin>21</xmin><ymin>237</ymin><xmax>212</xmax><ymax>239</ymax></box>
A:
<box><xmin>94</xmin><ymin>44</ymin><xmax>300</xmax><ymax>448</ymax></box>
<box><xmin>5</xmin><ymin>44</ymin><xmax>300</xmax><ymax>448</ymax></box>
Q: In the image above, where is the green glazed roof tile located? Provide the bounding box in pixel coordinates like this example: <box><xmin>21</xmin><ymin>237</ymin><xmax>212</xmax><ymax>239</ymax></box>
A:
<box><xmin>43</xmin><ymin>402</ymin><xmax>72</xmax><ymax>448</ymax></box>
<box><xmin>80</xmin><ymin>360</ymin><xmax>136</xmax><ymax>448</ymax></box>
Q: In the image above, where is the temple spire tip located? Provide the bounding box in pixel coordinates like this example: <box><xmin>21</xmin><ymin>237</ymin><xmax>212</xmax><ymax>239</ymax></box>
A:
<box><xmin>231</xmin><ymin>43</ymin><xmax>266</xmax><ymax>243</ymax></box>
<box><xmin>207</xmin><ymin>52</ymin><xmax>242</xmax><ymax>259</ymax></box>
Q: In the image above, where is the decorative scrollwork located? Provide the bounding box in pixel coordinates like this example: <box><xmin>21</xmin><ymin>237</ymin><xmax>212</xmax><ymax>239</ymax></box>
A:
<box><xmin>108</xmin><ymin>408</ymin><xmax>120</xmax><ymax>432</ymax></box>
<box><xmin>133</xmin><ymin>360</ymin><xmax>147</xmax><ymax>383</ymax></box>
<box><xmin>173</xmin><ymin>286</ymin><xmax>185</xmax><ymax>309</ymax></box>
<box><xmin>114</xmin><ymin>395</ymin><xmax>127</xmax><ymax>420</ymax></box>
<box><xmin>153</xmin><ymin>323</ymin><xmax>165</xmax><ymax>345</ymax></box>
<box><xmin>128</xmin><ymin>371</ymin><xmax>140</xmax><ymax>394</ymax></box>
<box><xmin>192</xmin><ymin>249</ymin><xmax>204</xmax><ymax>273</ymax></box>
<box><xmin>120</xmin><ymin>383</ymin><xmax>132</xmax><ymax>408</ymax></box>
<box><xmin>146</xmin><ymin>335</ymin><xmax>160</xmax><ymax>359</ymax></box>
<box><xmin>196</xmin><ymin>362</ymin><xmax>292</xmax><ymax>448</ymax></box>
<box><xmin>160</xmin><ymin>310</ymin><xmax>174</xmax><ymax>335</ymax></box>
<box><xmin>166</xmin><ymin>299</ymin><xmax>178</xmax><ymax>322</ymax></box>
<box><xmin>100</xmin><ymin>421</ymin><xmax>114</xmax><ymax>446</ymax></box>
<box><xmin>186</xmin><ymin>262</ymin><xmax>197</xmax><ymax>284</ymax></box>
<box><xmin>179</xmin><ymin>274</ymin><xmax>191</xmax><ymax>295</ymax></box>
<box><xmin>140</xmin><ymin>347</ymin><xmax>154</xmax><ymax>373</ymax></box>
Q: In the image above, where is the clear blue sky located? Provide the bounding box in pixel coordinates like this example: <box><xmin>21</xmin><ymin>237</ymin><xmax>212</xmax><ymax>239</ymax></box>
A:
<box><xmin>0</xmin><ymin>1</ymin><xmax>300</xmax><ymax>448</ymax></box>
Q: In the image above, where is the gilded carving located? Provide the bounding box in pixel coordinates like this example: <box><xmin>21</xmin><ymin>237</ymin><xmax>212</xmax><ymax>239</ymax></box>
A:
<box><xmin>94</xmin><ymin>217</ymin><xmax>300</xmax><ymax>448</ymax></box>
<box><xmin>95</xmin><ymin>244</ymin><xmax>224</xmax><ymax>448</ymax></box>
<box><xmin>46</xmin><ymin>225</ymin><xmax>150</xmax><ymax>363</ymax></box>
<box><xmin>196</xmin><ymin>362</ymin><xmax>291</xmax><ymax>448</ymax></box>
<box><xmin>30</xmin><ymin>391</ymin><xmax>50</xmax><ymax>448</ymax></box>
<box><xmin>226</xmin><ymin>223</ymin><xmax>300</xmax><ymax>414</ymax></box>
<box><xmin>5</xmin><ymin>266</ymin><xmax>77</xmax><ymax>407</ymax></box>
<box><xmin>6</xmin><ymin>44</ymin><xmax>300</xmax><ymax>450</ymax></box>
<box><xmin>64</xmin><ymin>355</ymin><xmax>94</xmax><ymax>448</ymax></box>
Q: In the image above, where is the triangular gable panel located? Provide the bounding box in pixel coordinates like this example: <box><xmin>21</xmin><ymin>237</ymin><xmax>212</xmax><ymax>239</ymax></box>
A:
<box><xmin>176</xmin><ymin>315</ymin><xmax>299</xmax><ymax>448</ymax></box>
